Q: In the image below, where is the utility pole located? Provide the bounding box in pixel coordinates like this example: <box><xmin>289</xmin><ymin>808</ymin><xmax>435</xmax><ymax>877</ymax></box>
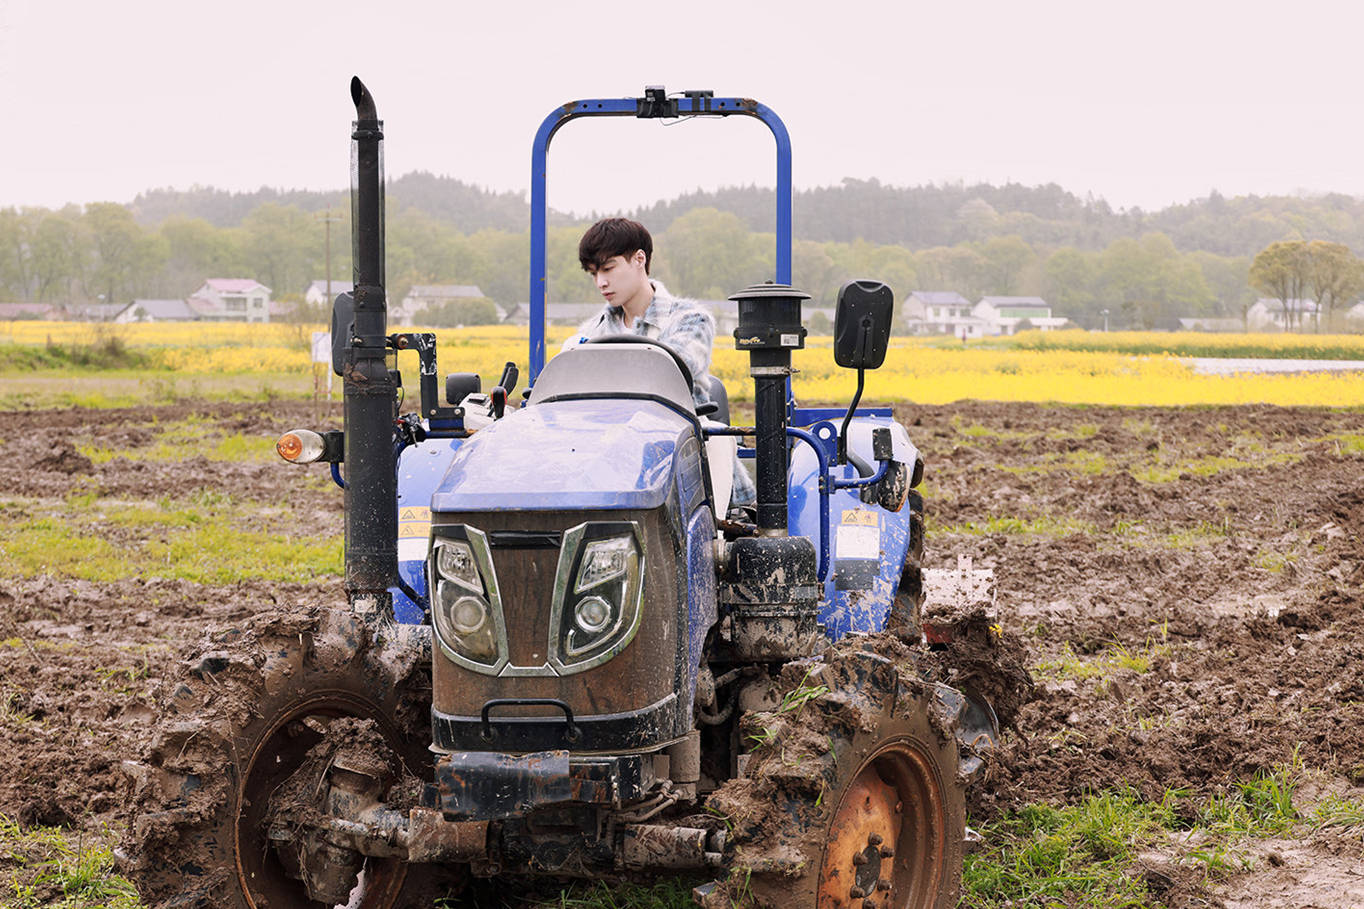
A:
<box><xmin>316</xmin><ymin>208</ymin><xmax>343</xmax><ymax>312</ymax></box>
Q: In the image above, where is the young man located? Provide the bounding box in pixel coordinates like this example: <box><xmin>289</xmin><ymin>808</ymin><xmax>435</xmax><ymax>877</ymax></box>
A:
<box><xmin>568</xmin><ymin>217</ymin><xmax>755</xmax><ymax>506</ymax></box>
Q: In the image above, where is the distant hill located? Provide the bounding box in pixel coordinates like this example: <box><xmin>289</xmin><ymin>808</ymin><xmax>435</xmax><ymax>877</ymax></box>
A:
<box><xmin>130</xmin><ymin>172</ymin><xmax>532</xmax><ymax>233</ymax></box>
<box><xmin>129</xmin><ymin>174</ymin><xmax>1364</xmax><ymax>259</ymax></box>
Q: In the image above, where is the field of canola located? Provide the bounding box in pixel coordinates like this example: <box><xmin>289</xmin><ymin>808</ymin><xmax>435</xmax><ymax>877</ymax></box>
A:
<box><xmin>4</xmin><ymin>321</ymin><xmax>1364</xmax><ymax>407</ymax></box>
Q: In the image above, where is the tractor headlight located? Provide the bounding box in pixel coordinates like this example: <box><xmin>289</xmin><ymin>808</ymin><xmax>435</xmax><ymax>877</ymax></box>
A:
<box><xmin>550</xmin><ymin>522</ymin><xmax>644</xmax><ymax>673</ymax></box>
<box><xmin>430</xmin><ymin>530</ymin><xmax>507</xmax><ymax>673</ymax></box>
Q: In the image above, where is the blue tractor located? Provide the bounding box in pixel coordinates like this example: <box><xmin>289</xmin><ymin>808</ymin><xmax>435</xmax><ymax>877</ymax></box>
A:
<box><xmin>123</xmin><ymin>81</ymin><xmax>994</xmax><ymax>909</ymax></box>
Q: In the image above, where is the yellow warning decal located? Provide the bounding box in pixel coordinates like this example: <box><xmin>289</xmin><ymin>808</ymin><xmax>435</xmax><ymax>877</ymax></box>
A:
<box><xmin>841</xmin><ymin>509</ymin><xmax>878</xmax><ymax>527</ymax></box>
<box><xmin>398</xmin><ymin>506</ymin><xmax>431</xmax><ymax>539</ymax></box>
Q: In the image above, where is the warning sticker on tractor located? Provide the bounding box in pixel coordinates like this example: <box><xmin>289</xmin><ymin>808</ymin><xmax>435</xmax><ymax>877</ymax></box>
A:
<box><xmin>841</xmin><ymin>509</ymin><xmax>879</xmax><ymax>527</ymax></box>
<box><xmin>836</xmin><ymin>523</ymin><xmax>880</xmax><ymax>560</ymax></box>
<box><xmin>398</xmin><ymin>506</ymin><xmax>431</xmax><ymax>539</ymax></box>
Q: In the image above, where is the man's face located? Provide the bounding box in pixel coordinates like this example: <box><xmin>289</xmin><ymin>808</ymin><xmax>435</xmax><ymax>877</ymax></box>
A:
<box><xmin>586</xmin><ymin>250</ymin><xmax>649</xmax><ymax>309</ymax></box>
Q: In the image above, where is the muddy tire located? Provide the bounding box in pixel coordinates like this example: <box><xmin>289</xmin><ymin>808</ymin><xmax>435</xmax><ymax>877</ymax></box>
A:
<box><xmin>121</xmin><ymin>606</ymin><xmax>439</xmax><ymax>909</ymax></box>
<box><xmin>711</xmin><ymin>643</ymin><xmax>966</xmax><ymax>909</ymax></box>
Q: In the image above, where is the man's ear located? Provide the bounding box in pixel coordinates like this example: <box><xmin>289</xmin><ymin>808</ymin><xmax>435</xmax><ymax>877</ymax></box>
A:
<box><xmin>632</xmin><ymin>249</ymin><xmax>647</xmax><ymax>269</ymax></box>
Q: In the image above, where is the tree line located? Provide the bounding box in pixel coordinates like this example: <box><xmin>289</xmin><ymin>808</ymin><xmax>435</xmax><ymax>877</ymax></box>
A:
<box><xmin>4</xmin><ymin>175</ymin><xmax>1363</xmax><ymax>330</ymax></box>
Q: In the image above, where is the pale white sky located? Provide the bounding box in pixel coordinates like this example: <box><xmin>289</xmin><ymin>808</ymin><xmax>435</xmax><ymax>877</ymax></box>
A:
<box><xmin>3</xmin><ymin>0</ymin><xmax>1360</xmax><ymax>217</ymax></box>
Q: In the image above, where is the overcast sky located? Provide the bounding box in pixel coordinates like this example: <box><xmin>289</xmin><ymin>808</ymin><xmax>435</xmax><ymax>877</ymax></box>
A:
<box><xmin>3</xmin><ymin>0</ymin><xmax>1361</xmax><ymax>218</ymax></box>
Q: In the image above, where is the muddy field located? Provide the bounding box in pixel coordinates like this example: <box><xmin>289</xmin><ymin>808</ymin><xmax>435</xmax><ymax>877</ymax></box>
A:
<box><xmin>0</xmin><ymin>399</ymin><xmax>1361</xmax><ymax>906</ymax></box>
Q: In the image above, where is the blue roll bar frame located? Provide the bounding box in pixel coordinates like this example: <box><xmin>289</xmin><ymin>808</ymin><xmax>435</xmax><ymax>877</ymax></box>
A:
<box><xmin>528</xmin><ymin>92</ymin><xmax>792</xmax><ymax>383</ymax></box>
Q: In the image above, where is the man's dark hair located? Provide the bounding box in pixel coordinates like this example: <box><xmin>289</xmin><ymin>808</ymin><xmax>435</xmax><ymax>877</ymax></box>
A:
<box><xmin>579</xmin><ymin>218</ymin><xmax>652</xmax><ymax>273</ymax></box>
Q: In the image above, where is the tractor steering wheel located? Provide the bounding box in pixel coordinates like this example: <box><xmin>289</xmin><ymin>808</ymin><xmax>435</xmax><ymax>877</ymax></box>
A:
<box><xmin>585</xmin><ymin>334</ymin><xmax>695</xmax><ymax>393</ymax></box>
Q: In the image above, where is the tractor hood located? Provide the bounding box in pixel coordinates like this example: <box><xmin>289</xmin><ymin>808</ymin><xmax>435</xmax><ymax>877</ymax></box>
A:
<box><xmin>430</xmin><ymin>398</ymin><xmax>701</xmax><ymax>512</ymax></box>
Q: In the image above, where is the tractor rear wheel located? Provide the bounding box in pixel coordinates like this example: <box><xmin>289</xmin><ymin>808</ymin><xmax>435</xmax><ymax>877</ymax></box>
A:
<box><xmin>121</xmin><ymin>606</ymin><xmax>446</xmax><ymax>909</ymax></box>
<box><xmin>712</xmin><ymin>644</ymin><xmax>966</xmax><ymax>908</ymax></box>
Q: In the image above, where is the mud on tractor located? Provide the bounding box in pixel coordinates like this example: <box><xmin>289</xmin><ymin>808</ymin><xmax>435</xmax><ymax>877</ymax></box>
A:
<box><xmin>121</xmin><ymin>81</ymin><xmax>1004</xmax><ymax>908</ymax></box>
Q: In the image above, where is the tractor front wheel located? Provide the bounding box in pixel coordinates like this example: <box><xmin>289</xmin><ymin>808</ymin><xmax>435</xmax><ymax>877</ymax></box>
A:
<box><xmin>121</xmin><ymin>606</ymin><xmax>444</xmax><ymax>909</ymax></box>
<box><xmin>710</xmin><ymin>643</ymin><xmax>966</xmax><ymax>908</ymax></box>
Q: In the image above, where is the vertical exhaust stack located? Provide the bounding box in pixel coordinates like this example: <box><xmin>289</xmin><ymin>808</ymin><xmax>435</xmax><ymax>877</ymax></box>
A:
<box><xmin>720</xmin><ymin>284</ymin><xmax>821</xmax><ymax>660</ymax></box>
<box><xmin>343</xmin><ymin>76</ymin><xmax>398</xmax><ymax>614</ymax></box>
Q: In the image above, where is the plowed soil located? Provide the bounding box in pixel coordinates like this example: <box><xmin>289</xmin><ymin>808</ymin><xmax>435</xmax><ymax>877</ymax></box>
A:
<box><xmin>1</xmin><ymin>399</ymin><xmax>1361</xmax><ymax>907</ymax></box>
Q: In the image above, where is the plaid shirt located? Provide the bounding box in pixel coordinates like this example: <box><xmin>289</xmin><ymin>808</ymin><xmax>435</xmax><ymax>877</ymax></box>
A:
<box><xmin>564</xmin><ymin>281</ymin><xmax>755</xmax><ymax>506</ymax></box>
<box><xmin>565</xmin><ymin>281</ymin><xmax>715</xmax><ymax>408</ymax></box>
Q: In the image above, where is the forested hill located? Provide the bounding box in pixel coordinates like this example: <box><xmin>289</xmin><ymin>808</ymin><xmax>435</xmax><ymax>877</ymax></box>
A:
<box><xmin>634</xmin><ymin>181</ymin><xmax>1364</xmax><ymax>259</ymax></box>
<box><xmin>131</xmin><ymin>172</ymin><xmax>529</xmax><ymax>233</ymax></box>
<box><xmin>132</xmin><ymin>174</ymin><xmax>1364</xmax><ymax>259</ymax></box>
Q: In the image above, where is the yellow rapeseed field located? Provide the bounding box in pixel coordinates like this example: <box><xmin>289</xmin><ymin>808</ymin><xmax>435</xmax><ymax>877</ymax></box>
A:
<box><xmin>5</xmin><ymin>321</ymin><xmax>1364</xmax><ymax>407</ymax></box>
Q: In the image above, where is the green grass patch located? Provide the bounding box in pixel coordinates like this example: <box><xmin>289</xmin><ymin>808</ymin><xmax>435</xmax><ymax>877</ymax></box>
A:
<box><xmin>0</xmin><ymin>338</ymin><xmax>150</xmax><ymax>371</ymax></box>
<box><xmin>0</xmin><ymin>370</ymin><xmax>314</xmax><ymax>410</ymax></box>
<box><xmin>1034</xmin><ymin>638</ymin><xmax>1169</xmax><ymax>682</ymax></box>
<box><xmin>0</xmin><ymin>817</ymin><xmax>141</xmax><ymax>909</ymax></box>
<box><xmin>934</xmin><ymin>515</ymin><xmax>1096</xmax><ymax>538</ymax></box>
<box><xmin>963</xmin><ymin>790</ymin><xmax>1175</xmax><ymax>907</ymax></box>
<box><xmin>1132</xmin><ymin>450</ymin><xmax>1302</xmax><ymax>484</ymax></box>
<box><xmin>0</xmin><ymin>501</ymin><xmax>342</xmax><ymax>583</ymax></box>
<box><xmin>965</xmin><ymin>760</ymin><xmax>1310</xmax><ymax>907</ymax></box>
<box><xmin>1162</xmin><ymin>520</ymin><xmax>1232</xmax><ymax>549</ymax></box>
<box><xmin>1319</xmin><ymin>431</ymin><xmax>1364</xmax><ymax>455</ymax></box>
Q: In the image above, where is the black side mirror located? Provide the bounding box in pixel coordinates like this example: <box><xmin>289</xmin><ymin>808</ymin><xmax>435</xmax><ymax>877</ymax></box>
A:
<box><xmin>330</xmin><ymin>292</ymin><xmax>355</xmax><ymax>376</ymax></box>
<box><xmin>446</xmin><ymin>373</ymin><xmax>481</xmax><ymax>406</ymax></box>
<box><xmin>833</xmin><ymin>280</ymin><xmax>894</xmax><ymax>370</ymax></box>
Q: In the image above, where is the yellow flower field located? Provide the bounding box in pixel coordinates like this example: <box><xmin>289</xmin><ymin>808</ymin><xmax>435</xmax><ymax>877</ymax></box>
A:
<box><xmin>4</xmin><ymin>321</ymin><xmax>1364</xmax><ymax>407</ymax></box>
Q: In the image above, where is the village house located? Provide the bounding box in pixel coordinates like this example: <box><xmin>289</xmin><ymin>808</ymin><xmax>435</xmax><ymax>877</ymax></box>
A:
<box><xmin>114</xmin><ymin>299</ymin><xmax>211</xmax><ymax>323</ymax></box>
<box><xmin>303</xmin><ymin>279</ymin><xmax>354</xmax><ymax>307</ymax></box>
<box><xmin>1346</xmin><ymin>301</ymin><xmax>1364</xmax><ymax>329</ymax></box>
<box><xmin>193</xmin><ymin>279</ymin><xmax>273</xmax><ymax>323</ymax></box>
<box><xmin>904</xmin><ymin>291</ymin><xmax>988</xmax><ymax>338</ymax></box>
<box><xmin>973</xmin><ymin>296</ymin><xmax>1066</xmax><ymax>335</ymax></box>
<box><xmin>395</xmin><ymin>284</ymin><xmax>487</xmax><ymax>325</ymax></box>
<box><xmin>1246</xmin><ymin>298</ymin><xmax>1319</xmax><ymax>332</ymax></box>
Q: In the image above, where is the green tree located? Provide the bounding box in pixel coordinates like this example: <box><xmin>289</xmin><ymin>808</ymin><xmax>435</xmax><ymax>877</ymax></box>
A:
<box><xmin>1304</xmin><ymin>240</ymin><xmax>1363</xmax><ymax>330</ymax></box>
<box><xmin>1249</xmin><ymin>240</ymin><xmax>1309</xmax><ymax>331</ymax></box>
<box><xmin>977</xmin><ymin>235</ymin><xmax>1036</xmax><ymax>295</ymax></box>
<box><xmin>30</xmin><ymin>210</ymin><xmax>88</xmax><ymax>301</ymax></box>
<box><xmin>1043</xmin><ymin>248</ymin><xmax>1098</xmax><ymax>317</ymax></box>
<box><xmin>659</xmin><ymin>208</ymin><xmax>771</xmax><ymax>299</ymax></box>
<box><xmin>242</xmin><ymin>203</ymin><xmax>317</xmax><ymax>297</ymax></box>
<box><xmin>84</xmin><ymin>202</ymin><xmax>163</xmax><ymax>305</ymax></box>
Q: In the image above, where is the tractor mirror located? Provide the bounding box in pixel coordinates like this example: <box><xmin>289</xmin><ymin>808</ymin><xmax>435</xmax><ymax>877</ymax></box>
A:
<box><xmin>833</xmin><ymin>280</ymin><xmax>894</xmax><ymax>370</ymax></box>
<box><xmin>330</xmin><ymin>292</ymin><xmax>355</xmax><ymax>377</ymax></box>
<box><xmin>446</xmin><ymin>372</ymin><xmax>481</xmax><ymax>406</ymax></box>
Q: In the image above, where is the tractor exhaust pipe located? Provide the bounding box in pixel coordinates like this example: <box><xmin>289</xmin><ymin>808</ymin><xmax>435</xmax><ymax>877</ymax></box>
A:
<box><xmin>343</xmin><ymin>76</ymin><xmax>398</xmax><ymax>613</ymax></box>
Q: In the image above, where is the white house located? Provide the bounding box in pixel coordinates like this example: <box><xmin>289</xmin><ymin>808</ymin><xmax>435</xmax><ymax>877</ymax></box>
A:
<box><xmin>192</xmin><ymin>279</ymin><xmax>273</xmax><ymax>323</ymax></box>
<box><xmin>304</xmin><ymin>279</ymin><xmax>354</xmax><ymax>307</ymax></box>
<box><xmin>904</xmin><ymin>291</ymin><xmax>988</xmax><ymax>338</ymax></box>
<box><xmin>1346</xmin><ymin>301</ymin><xmax>1364</xmax><ymax>329</ymax></box>
<box><xmin>973</xmin><ymin>296</ymin><xmax>1065</xmax><ymax>335</ymax></box>
<box><xmin>396</xmin><ymin>284</ymin><xmax>486</xmax><ymax>325</ymax></box>
<box><xmin>1246</xmin><ymin>298</ymin><xmax>1319</xmax><ymax>332</ymax></box>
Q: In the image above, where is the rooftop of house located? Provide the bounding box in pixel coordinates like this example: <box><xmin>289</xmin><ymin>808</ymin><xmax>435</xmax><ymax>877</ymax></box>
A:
<box><xmin>203</xmin><ymin>278</ymin><xmax>269</xmax><ymax>294</ymax></box>
<box><xmin>909</xmin><ymin>291</ymin><xmax>971</xmax><ymax>305</ymax></box>
<box><xmin>406</xmin><ymin>284</ymin><xmax>484</xmax><ymax>299</ymax></box>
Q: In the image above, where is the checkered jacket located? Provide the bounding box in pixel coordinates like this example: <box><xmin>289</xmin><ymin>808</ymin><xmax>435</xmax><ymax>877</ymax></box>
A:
<box><xmin>564</xmin><ymin>281</ymin><xmax>755</xmax><ymax>505</ymax></box>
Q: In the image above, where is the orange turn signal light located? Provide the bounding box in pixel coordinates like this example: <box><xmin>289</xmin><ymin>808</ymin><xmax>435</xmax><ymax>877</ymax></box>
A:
<box><xmin>276</xmin><ymin>429</ymin><xmax>325</xmax><ymax>463</ymax></box>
